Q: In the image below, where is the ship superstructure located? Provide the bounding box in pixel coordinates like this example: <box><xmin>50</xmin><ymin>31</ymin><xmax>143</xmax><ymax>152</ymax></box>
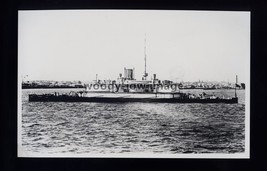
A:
<box><xmin>84</xmin><ymin>36</ymin><xmax>178</xmax><ymax>94</ymax></box>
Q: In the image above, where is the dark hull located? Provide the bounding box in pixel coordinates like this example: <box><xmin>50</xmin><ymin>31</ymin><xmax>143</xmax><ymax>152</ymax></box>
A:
<box><xmin>29</xmin><ymin>94</ymin><xmax>238</xmax><ymax>104</ymax></box>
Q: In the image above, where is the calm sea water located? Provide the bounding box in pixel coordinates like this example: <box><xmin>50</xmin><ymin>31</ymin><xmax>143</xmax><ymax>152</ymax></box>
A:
<box><xmin>20</xmin><ymin>89</ymin><xmax>245</xmax><ymax>155</ymax></box>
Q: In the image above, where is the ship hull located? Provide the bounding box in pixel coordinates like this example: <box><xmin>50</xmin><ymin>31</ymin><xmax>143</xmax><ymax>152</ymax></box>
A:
<box><xmin>29</xmin><ymin>94</ymin><xmax>238</xmax><ymax>104</ymax></box>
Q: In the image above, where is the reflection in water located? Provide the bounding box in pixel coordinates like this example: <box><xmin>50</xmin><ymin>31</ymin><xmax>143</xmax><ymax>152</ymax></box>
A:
<box><xmin>21</xmin><ymin>89</ymin><xmax>245</xmax><ymax>154</ymax></box>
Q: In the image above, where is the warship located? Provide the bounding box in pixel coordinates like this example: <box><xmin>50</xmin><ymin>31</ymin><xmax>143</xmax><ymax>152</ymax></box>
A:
<box><xmin>28</xmin><ymin>38</ymin><xmax>238</xmax><ymax>104</ymax></box>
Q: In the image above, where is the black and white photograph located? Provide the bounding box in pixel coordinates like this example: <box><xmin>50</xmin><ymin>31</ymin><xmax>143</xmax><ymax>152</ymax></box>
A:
<box><xmin>18</xmin><ymin>10</ymin><xmax>250</xmax><ymax>158</ymax></box>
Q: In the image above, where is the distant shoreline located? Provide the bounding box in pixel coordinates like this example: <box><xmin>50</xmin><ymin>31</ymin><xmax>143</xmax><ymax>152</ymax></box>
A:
<box><xmin>22</xmin><ymin>87</ymin><xmax>242</xmax><ymax>90</ymax></box>
<box><xmin>22</xmin><ymin>86</ymin><xmax>84</xmax><ymax>89</ymax></box>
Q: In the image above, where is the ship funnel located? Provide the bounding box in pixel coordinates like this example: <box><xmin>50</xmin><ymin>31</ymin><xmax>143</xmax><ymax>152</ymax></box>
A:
<box><xmin>124</xmin><ymin>68</ymin><xmax>135</xmax><ymax>80</ymax></box>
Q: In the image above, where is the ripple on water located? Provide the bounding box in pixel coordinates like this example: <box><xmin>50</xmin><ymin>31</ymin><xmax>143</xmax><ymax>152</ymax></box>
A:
<box><xmin>21</xmin><ymin>89</ymin><xmax>246</xmax><ymax>154</ymax></box>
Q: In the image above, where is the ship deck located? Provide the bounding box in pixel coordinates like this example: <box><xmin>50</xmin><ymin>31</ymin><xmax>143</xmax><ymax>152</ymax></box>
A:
<box><xmin>29</xmin><ymin>93</ymin><xmax>238</xmax><ymax>104</ymax></box>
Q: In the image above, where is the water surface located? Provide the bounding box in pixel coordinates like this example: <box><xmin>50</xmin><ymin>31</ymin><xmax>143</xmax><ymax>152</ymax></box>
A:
<box><xmin>20</xmin><ymin>89</ymin><xmax>245</xmax><ymax>155</ymax></box>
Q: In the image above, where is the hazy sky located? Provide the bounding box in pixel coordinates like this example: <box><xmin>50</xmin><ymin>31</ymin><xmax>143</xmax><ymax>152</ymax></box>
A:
<box><xmin>18</xmin><ymin>10</ymin><xmax>250</xmax><ymax>83</ymax></box>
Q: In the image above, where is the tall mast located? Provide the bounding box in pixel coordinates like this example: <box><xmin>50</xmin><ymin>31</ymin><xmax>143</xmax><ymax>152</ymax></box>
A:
<box><xmin>143</xmin><ymin>34</ymin><xmax>148</xmax><ymax>80</ymax></box>
<box><xmin>145</xmin><ymin>35</ymin><xmax>146</xmax><ymax>77</ymax></box>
